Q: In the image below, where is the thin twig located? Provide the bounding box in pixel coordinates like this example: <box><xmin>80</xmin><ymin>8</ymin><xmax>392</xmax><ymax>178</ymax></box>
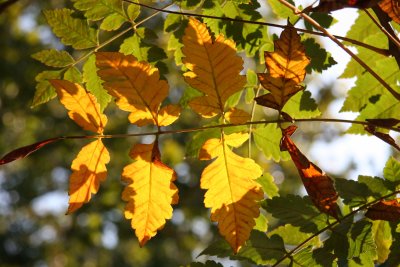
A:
<box><xmin>272</xmin><ymin>189</ymin><xmax>400</xmax><ymax>267</ymax></box>
<box><xmin>122</xmin><ymin>0</ymin><xmax>389</xmax><ymax>56</ymax></box>
<box><xmin>277</xmin><ymin>0</ymin><xmax>400</xmax><ymax>102</ymax></box>
<box><xmin>365</xmin><ymin>8</ymin><xmax>400</xmax><ymax>49</ymax></box>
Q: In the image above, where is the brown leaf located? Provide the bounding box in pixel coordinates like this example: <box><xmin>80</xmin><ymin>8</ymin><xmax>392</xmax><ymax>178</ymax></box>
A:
<box><xmin>280</xmin><ymin>125</ymin><xmax>340</xmax><ymax>219</ymax></box>
<box><xmin>366</xmin><ymin>199</ymin><xmax>400</xmax><ymax>221</ymax></box>
<box><xmin>255</xmin><ymin>23</ymin><xmax>309</xmax><ymax>111</ymax></box>
<box><xmin>379</xmin><ymin>0</ymin><xmax>400</xmax><ymax>23</ymax></box>
<box><xmin>0</xmin><ymin>137</ymin><xmax>61</xmax><ymax>165</ymax></box>
<box><xmin>310</xmin><ymin>0</ymin><xmax>381</xmax><ymax>13</ymax></box>
<box><xmin>367</xmin><ymin>118</ymin><xmax>400</xmax><ymax>128</ymax></box>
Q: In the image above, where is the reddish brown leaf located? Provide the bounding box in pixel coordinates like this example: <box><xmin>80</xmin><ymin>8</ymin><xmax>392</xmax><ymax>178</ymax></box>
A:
<box><xmin>309</xmin><ymin>0</ymin><xmax>381</xmax><ymax>12</ymax></box>
<box><xmin>0</xmin><ymin>137</ymin><xmax>61</xmax><ymax>165</ymax></box>
<box><xmin>280</xmin><ymin>125</ymin><xmax>340</xmax><ymax>219</ymax></box>
<box><xmin>379</xmin><ymin>0</ymin><xmax>400</xmax><ymax>23</ymax></box>
<box><xmin>366</xmin><ymin>118</ymin><xmax>400</xmax><ymax>128</ymax></box>
<box><xmin>365</xmin><ymin>125</ymin><xmax>400</xmax><ymax>152</ymax></box>
<box><xmin>366</xmin><ymin>199</ymin><xmax>400</xmax><ymax>221</ymax></box>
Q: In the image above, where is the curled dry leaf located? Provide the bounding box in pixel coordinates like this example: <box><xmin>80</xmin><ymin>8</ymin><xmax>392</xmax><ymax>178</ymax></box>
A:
<box><xmin>280</xmin><ymin>125</ymin><xmax>340</xmax><ymax>219</ymax></box>
<box><xmin>199</xmin><ymin>132</ymin><xmax>263</xmax><ymax>253</ymax></box>
<box><xmin>255</xmin><ymin>23</ymin><xmax>310</xmax><ymax>111</ymax></box>
<box><xmin>379</xmin><ymin>0</ymin><xmax>400</xmax><ymax>23</ymax></box>
<box><xmin>366</xmin><ymin>199</ymin><xmax>400</xmax><ymax>221</ymax></box>
<box><xmin>122</xmin><ymin>141</ymin><xmax>179</xmax><ymax>246</ymax></box>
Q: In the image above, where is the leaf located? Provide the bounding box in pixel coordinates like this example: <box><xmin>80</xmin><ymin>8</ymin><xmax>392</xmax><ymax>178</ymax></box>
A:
<box><xmin>262</xmin><ymin>195</ymin><xmax>329</xmax><ymax>233</ymax></box>
<box><xmin>0</xmin><ymin>137</ymin><xmax>61</xmax><ymax>165</ymax></box>
<box><xmin>256</xmin><ymin>173</ymin><xmax>279</xmax><ymax>198</ymax></box>
<box><xmin>31</xmin><ymin>49</ymin><xmax>74</xmax><ymax>67</ymax></box>
<box><xmin>199</xmin><ymin>132</ymin><xmax>263</xmax><ymax>252</ymax></box>
<box><xmin>365</xmin><ymin>125</ymin><xmax>400</xmax><ymax>152</ymax></box>
<box><xmin>31</xmin><ymin>70</ymin><xmax>62</xmax><ymax>107</ymax></box>
<box><xmin>224</xmin><ymin>108</ymin><xmax>250</xmax><ymax>124</ymax></box>
<box><xmin>365</xmin><ymin>199</ymin><xmax>400</xmax><ymax>221</ymax></box>
<box><xmin>335</xmin><ymin>178</ymin><xmax>374</xmax><ymax>206</ymax></box>
<box><xmin>96</xmin><ymin>52</ymin><xmax>179</xmax><ymax>127</ymax></box>
<box><xmin>267</xmin><ymin>0</ymin><xmax>298</xmax><ymax>24</ymax></box>
<box><xmin>185</xmin><ymin>127</ymin><xmax>220</xmax><ymax>158</ymax></box>
<box><xmin>383</xmin><ymin>156</ymin><xmax>400</xmax><ymax>184</ymax></box>
<box><xmin>303</xmin><ymin>38</ymin><xmax>337</xmax><ymax>73</ymax></box>
<box><xmin>255</xmin><ymin>23</ymin><xmax>310</xmax><ymax>111</ymax></box>
<box><xmin>254</xmin><ymin>213</ymin><xmax>268</xmax><ymax>232</ymax></box>
<box><xmin>121</xmin><ymin>142</ymin><xmax>179</xmax><ymax>246</ymax></box>
<box><xmin>67</xmin><ymin>139</ymin><xmax>110</xmax><ymax>214</ymax></box>
<box><xmin>310</xmin><ymin>0</ymin><xmax>380</xmax><ymax>12</ymax></box>
<box><xmin>253</xmin><ymin>124</ymin><xmax>290</xmax><ymax>162</ymax></box>
<box><xmin>82</xmin><ymin>54</ymin><xmax>112</xmax><ymax>112</ymax></box>
<box><xmin>281</xmin><ymin>90</ymin><xmax>321</xmax><ymax>119</ymax></box>
<box><xmin>371</xmin><ymin>220</ymin><xmax>392</xmax><ymax>263</ymax></box>
<box><xmin>292</xmin><ymin>247</ymin><xmax>336</xmax><ymax>267</ymax></box>
<box><xmin>182</xmin><ymin>18</ymin><xmax>246</xmax><ymax>118</ymax></box>
<box><xmin>187</xmin><ymin>261</ymin><xmax>223</xmax><ymax>267</ymax></box>
<box><xmin>268</xmin><ymin>224</ymin><xmax>321</xmax><ymax>247</ymax></box>
<box><xmin>358</xmin><ymin>175</ymin><xmax>391</xmax><ymax>198</ymax></box>
<box><xmin>50</xmin><ymin>79</ymin><xmax>107</xmax><ymax>133</ymax></box>
<box><xmin>63</xmin><ymin>66</ymin><xmax>82</xmax><ymax>84</ymax></box>
<box><xmin>281</xmin><ymin>126</ymin><xmax>340</xmax><ymax>219</ymax></box>
<box><xmin>379</xmin><ymin>0</ymin><xmax>400</xmax><ymax>23</ymax></box>
<box><xmin>43</xmin><ymin>8</ymin><xmax>98</xmax><ymax>49</ymax></box>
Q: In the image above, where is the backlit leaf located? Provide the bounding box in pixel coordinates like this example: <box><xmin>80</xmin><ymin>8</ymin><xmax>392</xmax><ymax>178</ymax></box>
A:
<box><xmin>43</xmin><ymin>8</ymin><xmax>98</xmax><ymax>49</ymax></box>
<box><xmin>199</xmin><ymin>132</ymin><xmax>263</xmax><ymax>252</ymax></box>
<box><xmin>379</xmin><ymin>0</ymin><xmax>400</xmax><ymax>23</ymax></box>
<box><xmin>310</xmin><ymin>0</ymin><xmax>380</xmax><ymax>12</ymax></box>
<box><xmin>365</xmin><ymin>199</ymin><xmax>400</xmax><ymax>221</ymax></box>
<box><xmin>281</xmin><ymin>90</ymin><xmax>321</xmax><ymax>119</ymax></box>
<box><xmin>253</xmin><ymin>124</ymin><xmax>290</xmax><ymax>162</ymax></box>
<box><xmin>121</xmin><ymin>142</ymin><xmax>179</xmax><ymax>246</ymax></box>
<box><xmin>31</xmin><ymin>49</ymin><xmax>74</xmax><ymax>68</ymax></box>
<box><xmin>50</xmin><ymin>79</ymin><xmax>107</xmax><ymax>133</ymax></box>
<box><xmin>31</xmin><ymin>70</ymin><xmax>62</xmax><ymax>108</ymax></box>
<box><xmin>67</xmin><ymin>139</ymin><xmax>110</xmax><ymax>214</ymax></box>
<box><xmin>224</xmin><ymin>108</ymin><xmax>250</xmax><ymax>124</ymax></box>
<box><xmin>255</xmin><ymin>23</ymin><xmax>310</xmax><ymax>111</ymax></box>
<box><xmin>267</xmin><ymin>0</ymin><xmax>298</xmax><ymax>24</ymax></box>
<box><xmin>268</xmin><ymin>224</ymin><xmax>321</xmax><ymax>247</ymax></box>
<box><xmin>256</xmin><ymin>173</ymin><xmax>279</xmax><ymax>198</ymax></box>
<box><xmin>281</xmin><ymin>126</ymin><xmax>340</xmax><ymax>219</ymax></box>
<box><xmin>303</xmin><ymin>38</ymin><xmax>337</xmax><ymax>73</ymax></box>
<box><xmin>95</xmin><ymin>52</ymin><xmax>179</xmax><ymax>127</ymax></box>
<box><xmin>383</xmin><ymin>156</ymin><xmax>400</xmax><ymax>184</ymax></box>
<box><xmin>182</xmin><ymin>18</ymin><xmax>246</xmax><ymax>118</ymax></box>
<box><xmin>372</xmin><ymin>220</ymin><xmax>392</xmax><ymax>263</ymax></box>
<box><xmin>82</xmin><ymin>54</ymin><xmax>112</xmax><ymax>112</ymax></box>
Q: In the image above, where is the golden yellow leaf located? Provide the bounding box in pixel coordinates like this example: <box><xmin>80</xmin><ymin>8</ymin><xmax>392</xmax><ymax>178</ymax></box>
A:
<box><xmin>182</xmin><ymin>18</ymin><xmax>246</xmax><ymax>118</ymax></box>
<box><xmin>224</xmin><ymin>108</ymin><xmax>251</xmax><ymax>124</ymax></box>
<box><xmin>95</xmin><ymin>52</ymin><xmax>177</xmax><ymax>127</ymax></box>
<box><xmin>50</xmin><ymin>79</ymin><xmax>107</xmax><ymax>133</ymax></box>
<box><xmin>122</xmin><ymin>142</ymin><xmax>179</xmax><ymax>246</ymax></box>
<box><xmin>157</xmin><ymin>104</ymin><xmax>181</xmax><ymax>126</ymax></box>
<box><xmin>67</xmin><ymin>139</ymin><xmax>110</xmax><ymax>214</ymax></box>
<box><xmin>199</xmin><ymin>132</ymin><xmax>263</xmax><ymax>252</ymax></box>
<box><xmin>255</xmin><ymin>24</ymin><xmax>310</xmax><ymax>110</ymax></box>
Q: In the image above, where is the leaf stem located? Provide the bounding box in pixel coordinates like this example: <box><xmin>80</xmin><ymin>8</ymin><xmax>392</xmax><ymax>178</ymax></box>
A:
<box><xmin>272</xmin><ymin>189</ymin><xmax>400</xmax><ymax>267</ymax></box>
<box><xmin>121</xmin><ymin>0</ymin><xmax>389</xmax><ymax>56</ymax></box>
<box><xmin>277</xmin><ymin>0</ymin><xmax>400</xmax><ymax>102</ymax></box>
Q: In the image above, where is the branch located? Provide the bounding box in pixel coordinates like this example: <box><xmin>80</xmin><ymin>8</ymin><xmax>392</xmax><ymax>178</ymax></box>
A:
<box><xmin>277</xmin><ymin>0</ymin><xmax>400</xmax><ymax>102</ymax></box>
<box><xmin>272</xmin><ymin>189</ymin><xmax>400</xmax><ymax>267</ymax></box>
<box><xmin>122</xmin><ymin>0</ymin><xmax>389</xmax><ymax>56</ymax></box>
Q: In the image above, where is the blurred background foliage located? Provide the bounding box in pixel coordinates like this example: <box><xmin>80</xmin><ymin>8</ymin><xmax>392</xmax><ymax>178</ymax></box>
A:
<box><xmin>0</xmin><ymin>0</ymin><xmax>394</xmax><ymax>266</ymax></box>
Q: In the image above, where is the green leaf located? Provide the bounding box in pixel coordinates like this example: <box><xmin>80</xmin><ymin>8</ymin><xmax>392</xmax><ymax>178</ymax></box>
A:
<box><xmin>383</xmin><ymin>156</ymin><xmax>400</xmax><ymax>183</ymax></box>
<box><xmin>348</xmin><ymin>220</ymin><xmax>376</xmax><ymax>259</ymax></box>
<box><xmin>126</xmin><ymin>1</ymin><xmax>140</xmax><ymax>21</ymax></box>
<box><xmin>268</xmin><ymin>224</ymin><xmax>321</xmax><ymax>247</ymax></box>
<box><xmin>341</xmin><ymin>57</ymin><xmax>399</xmax><ymax>112</ymax></box>
<box><xmin>43</xmin><ymin>8</ymin><xmax>98</xmax><ymax>49</ymax></box>
<box><xmin>304</xmin><ymin>12</ymin><xmax>336</xmax><ymax>30</ymax></box>
<box><xmin>72</xmin><ymin>0</ymin><xmax>127</xmax><ymax>30</ymax></box>
<box><xmin>348</xmin><ymin>252</ymin><xmax>375</xmax><ymax>267</ymax></box>
<box><xmin>63</xmin><ymin>67</ymin><xmax>82</xmax><ymax>83</ymax></box>
<box><xmin>256</xmin><ymin>173</ymin><xmax>279</xmax><ymax>198</ymax></box>
<box><xmin>358</xmin><ymin>175</ymin><xmax>391</xmax><ymax>198</ymax></box>
<box><xmin>164</xmin><ymin>14</ymin><xmax>183</xmax><ymax>32</ymax></box>
<box><xmin>245</xmin><ymin>69</ymin><xmax>257</xmax><ymax>103</ymax></box>
<box><xmin>187</xmin><ymin>261</ymin><xmax>223</xmax><ymax>267</ymax></box>
<box><xmin>31</xmin><ymin>49</ymin><xmax>74</xmax><ymax>67</ymax></box>
<box><xmin>225</xmin><ymin>89</ymin><xmax>242</xmax><ymax>108</ymax></box>
<box><xmin>179</xmin><ymin>86</ymin><xmax>203</xmax><ymax>108</ymax></box>
<box><xmin>266</xmin><ymin>0</ymin><xmax>298</xmax><ymax>24</ymax></box>
<box><xmin>282</xmin><ymin>90</ymin><xmax>321</xmax><ymax>119</ymax></box>
<box><xmin>292</xmin><ymin>247</ymin><xmax>336</xmax><ymax>267</ymax></box>
<box><xmin>177</xmin><ymin>0</ymin><xmax>202</xmax><ymax>10</ymax></box>
<box><xmin>31</xmin><ymin>70</ymin><xmax>62</xmax><ymax>108</ymax></box>
<box><xmin>386</xmin><ymin>236</ymin><xmax>400</xmax><ymax>266</ymax></box>
<box><xmin>335</xmin><ymin>178</ymin><xmax>372</xmax><ymax>206</ymax></box>
<box><xmin>82</xmin><ymin>54</ymin><xmax>111</xmax><ymax>112</ymax></box>
<box><xmin>371</xmin><ymin>220</ymin><xmax>392</xmax><ymax>263</ymax></box>
<box><xmin>262</xmin><ymin>195</ymin><xmax>329</xmax><ymax>233</ymax></box>
<box><xmin>303</xmin><ymin>38</ymin><xmax>337</xmax><ymax>73</ymax></box>
<box><xmin>253</xmin><ymin>124</ymin><xmax>290</xmax><ymax>162</ymax></box>
<box><xmin>254</xmin><ymin>213</ymin><xmax>268</xmax><ymax>232</ymax></box>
